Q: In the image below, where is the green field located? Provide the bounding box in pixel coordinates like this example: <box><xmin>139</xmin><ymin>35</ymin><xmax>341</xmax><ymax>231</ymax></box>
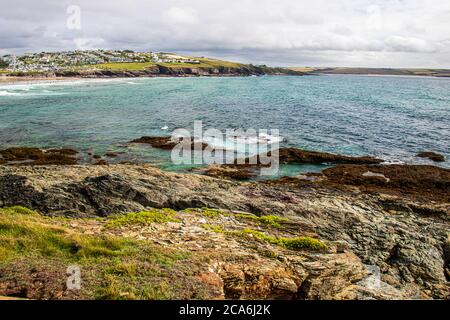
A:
<box><xmin>90</xmin><ymin>57</ymin><xmax>242</xmax><ymax>71</ymax></box>
<box><xmin>88</xmin><ymin>62</ymin><xmax>156</xmax><ymax>71</ymax></box>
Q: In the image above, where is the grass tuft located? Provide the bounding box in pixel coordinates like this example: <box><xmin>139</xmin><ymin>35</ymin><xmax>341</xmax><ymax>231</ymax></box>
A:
<box><xmin>105</xmin><ymin>209</ymin><xmax>179</xmax><ymax>228</ymax></box>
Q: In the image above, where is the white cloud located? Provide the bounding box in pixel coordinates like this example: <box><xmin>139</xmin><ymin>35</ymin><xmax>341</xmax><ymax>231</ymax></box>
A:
<box><xmin>164</xmin><ymin>7</ymin><xmax>198</xmax><ymax>25</ymax></box>
<box><xmin>0</xmin><ymin>0</ymin><xmax>449</xmax><ymax>67</ymax></box>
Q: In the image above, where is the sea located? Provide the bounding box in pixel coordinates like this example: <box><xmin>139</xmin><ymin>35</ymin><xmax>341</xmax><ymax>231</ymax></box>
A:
<box><xmin>1</xmin><ymin>74</ymin><xmax>449</xmax><ymax>176</ymax></box>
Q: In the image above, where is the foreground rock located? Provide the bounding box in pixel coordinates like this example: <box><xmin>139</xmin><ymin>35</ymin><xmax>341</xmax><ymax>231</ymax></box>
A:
<box><xmin>416</xmin><ymin>151</ymin><xmax>445</xmax><ymax>162</ymax></box>
<box><xmin>0</xmin><ymin>164</ymin><xmax>448</xmax><ymax>299</ymax></box>
<box><xmin>0</xmin><ymin>206</ymin><xmax>377</xmax><ymax>300</ymax></box>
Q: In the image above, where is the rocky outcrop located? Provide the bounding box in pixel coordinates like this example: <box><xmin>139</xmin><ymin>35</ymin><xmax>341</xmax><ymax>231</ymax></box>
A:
<box><xmin>0</xmin><ymin>164</ymin><xmax>448</xmax><ymax>299</ymax></box>
<box><xmin>276</xmin><ymin>148</ymin><xmax>383</xmax><ymax>165</ymax></box>
<box><xmin>200</xmin><ymin>148</ymin><xmax>383</xmax><ymax>180</ymax></box>
<box><xmin>321</xmin><ymin>164</ymin><xmax>450</xmax><ymax>202</ymax></box>
<box><xmin>130</xmin><ymin>136</ymin><xmax>209</xmax><ymax>150</ymax></box>
<box><xmin>0</xmin><ymin>147</ymin><xmax>78</xmax><ymax>165</ymax></box>
<box><xmin>417</xmin><ymin>152</ymin><xmax>445</xmax><ymax>162</ymax></box>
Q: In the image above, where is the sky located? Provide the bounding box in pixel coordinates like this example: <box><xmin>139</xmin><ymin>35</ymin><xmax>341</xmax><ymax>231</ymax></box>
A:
<box><xmin>1</xmin><ymin>0</ymin><xmax>449</xmax><ymax>67</ymax></box>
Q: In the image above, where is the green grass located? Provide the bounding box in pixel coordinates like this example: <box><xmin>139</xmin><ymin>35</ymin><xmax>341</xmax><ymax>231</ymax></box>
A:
<box><xmin>204</xmin><ymin>225</ymin><xmax>328</xmax><ymax>252</ymax></box>
<box><xmin>105</xmin><ymin>209</ymin><xmax>179</xmax><ymax>228</ymax></box>
<box><xmin>183</xmin><ymin>207</ymin><xmax>225</xmax><ymax>218</ymax></box>
<box><xmin>0</xmin><ymin>206</ymin><xmax>198</xmax><ymax>300</ymax></box>
<box><xmin>235</xmin><ymin>213</ymin><xmax>290</xmax><ymax>228</ymax></box>
<box><xmin>0</xmin><ymin>206</ymin><xmax>135</xmax><ymax>263</ymax></box>
<box><xmin>91</xmin><ymin>62</ymin><xmax>156</xmax><ymax>71</ymax></box>
<box><xmin>183</xmin><ymin>208</ymin><xmax>289</xmax><ymax>228</ymax></box>
<box><xmin>89</xmin><ymin>57</ymin><xmax>242</xmax><ymax>71</ymax></box>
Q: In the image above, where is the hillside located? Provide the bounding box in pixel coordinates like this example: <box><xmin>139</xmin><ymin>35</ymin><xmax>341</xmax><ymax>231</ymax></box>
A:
<box><xmin>290</xmin><ymin>67</ymin><xmax>450</xmax><ymax>77</ymax></box>
<box><xmin>0</xmin><ymin>50</ymin><xmax>302</xmax><ymax>78</ymax></box>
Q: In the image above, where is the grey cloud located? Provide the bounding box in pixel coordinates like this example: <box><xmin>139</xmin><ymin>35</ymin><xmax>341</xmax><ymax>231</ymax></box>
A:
<box><xmin>0</xmin><ymin>0</ymin><xmax>449</xmax><ymax>67</ymax></box>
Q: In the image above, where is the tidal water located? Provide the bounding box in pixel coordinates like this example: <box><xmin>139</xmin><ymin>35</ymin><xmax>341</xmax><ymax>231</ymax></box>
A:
<box><xmin>0</xmin><ymin>75</ymin><xmax>449</xmax><ymax>175</ymax></box>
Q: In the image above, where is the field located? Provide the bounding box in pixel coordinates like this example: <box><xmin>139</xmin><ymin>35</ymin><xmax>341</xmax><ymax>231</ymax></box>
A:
<box><xmin>90</xmin><ymin>57</ymin><xmax>242</xmax><ymax>71</ymax></box>
<box><xmin>87</xmin><ymin>62</ymin><xmax>156</xmax><ymax>71</ymax></box>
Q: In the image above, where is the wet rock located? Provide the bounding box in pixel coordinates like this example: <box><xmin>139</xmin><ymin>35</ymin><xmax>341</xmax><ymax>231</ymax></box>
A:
<box><xmin>416</xmin><ymin>152</ymin><xmax>445</xmax><ymax>162</ymax></box>
<box><xmin>105</xmin><ymin>152</ymin><xmax>119</xmax><ymax>158</ymax></box>
<box><xmin>130</xmin><ymin>136</ymin><xmax>208</xmax><ymax>150</ymax></box>
<box><xmin>322</xmin><ymin>164</ymin><xmax>450</xmax><ymax>202</ymax></box>
<box><xmin>198</xmin><ymin>165</ymin><xmax>256</xmax><ymax>181</ymax></box>
<box><xmin>0</xmin><ymin>147</ymin><xmax>78</xmax><ymax>165</ymax></box>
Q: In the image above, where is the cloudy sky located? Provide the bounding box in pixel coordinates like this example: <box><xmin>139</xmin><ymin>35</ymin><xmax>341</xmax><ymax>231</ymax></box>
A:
<box><xmin>1</xmin><ymin>0</ymin><xmax>449</xmax><ymax>67</ymax></box>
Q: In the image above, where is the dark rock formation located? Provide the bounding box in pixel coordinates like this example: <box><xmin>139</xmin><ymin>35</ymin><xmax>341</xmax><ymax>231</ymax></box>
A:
<box><xmin>198</xmin><ymin>148</ymin><xmax>383</xmax><ymax>180</ymax></box>
<box><xmin>416</xmin><ymin>152</ymin><xmax>445</xmax><ymax>162</ymax></box>
<box><xmin>130</xmin><ymin>136</ymin><xmax>208</xmax><ymax>150</ymax></box>
<box><xmin>277</xmin><ymin>148</ymin><xmax>383</xmax><ymax>164</ymax></box>
<box><xmin>0</xmin><ymin>147</ymin><xmax>78</xmax><ymax>165</ymax></box>
<box><xmin>322</xmin><ymin>164</ymin><xmax>450</xmax><ymax>202</ymax></box>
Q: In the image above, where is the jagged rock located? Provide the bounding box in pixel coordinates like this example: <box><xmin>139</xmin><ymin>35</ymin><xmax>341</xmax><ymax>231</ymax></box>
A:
<box><xmin>0</xmin><ymin>164</ymin><xmax>448</xmax><ymax>299</ymax></box>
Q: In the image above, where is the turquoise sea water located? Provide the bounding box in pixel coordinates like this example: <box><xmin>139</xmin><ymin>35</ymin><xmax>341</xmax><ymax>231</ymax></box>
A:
<box><xmin>0</xmin><ymin>75</ymin><xmax>449</xmax><ymax>175</ymax></box>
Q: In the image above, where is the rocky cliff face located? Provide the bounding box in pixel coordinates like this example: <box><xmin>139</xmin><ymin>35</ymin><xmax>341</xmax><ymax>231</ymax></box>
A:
<box><xmin>28</xmin><ymin>65</ymin><xmax>304</xmax><ymax>78</ymax></box>
<box><xmin>0</xmin><ymin>164</ymin><xmax>448</xmax><ymax>299</ymax></box>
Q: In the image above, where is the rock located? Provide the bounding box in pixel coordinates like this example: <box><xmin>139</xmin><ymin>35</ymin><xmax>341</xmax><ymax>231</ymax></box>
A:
<box><xmin>210</xmin><ymin>148</ymin><xmax>383</xmax><ymax>179</ymax></box>
<box><xmin>0</xmin><ymin>147</ymin><xmax>78</xmax><ymax>165</ymax></box>
<box><xmin>105</xmin><ymin>152</ymin><xmax>119</xmax><ymax>158</ymax></box>
<box><xmin>197</xmin><ymin>165</ymin><xmax>256</xmax><ymax>181</ymax></box>
<box><xmin>276</xmin><ymin>148</ymin><xmax>383</xmax><ymax>165</ymax></box>
<box><xmin>130</xmin><ymin>136</ymin><xmax>208</xmax><ymax>150</ymax></box>
<box><xmin>0</xmin><ymin>164</ymin><xmax>448</xmax><ymax>299</ymax></box>
<box><xmin>416</xmin><ymin>152</ymin><xmax>445</xmax><ymax>162</ymax></box>
<box><xmin>322</xmin><ymin>164</ymin><xmax>450</xmax><ymax>202</ymax></box>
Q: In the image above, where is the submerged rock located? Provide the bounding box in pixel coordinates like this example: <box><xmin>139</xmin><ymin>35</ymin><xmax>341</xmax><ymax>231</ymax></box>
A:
<box><xmin>416</xmin><ymin>151</ymin><xmax>445</xmax><ymax>162</ymax></box>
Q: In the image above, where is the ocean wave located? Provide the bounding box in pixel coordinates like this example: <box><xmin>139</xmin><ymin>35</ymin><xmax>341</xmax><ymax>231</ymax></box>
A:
<box><xmin>0</xmin><ymin>90</ymin><xmax>19</xmax><ymax>96</ymax></box>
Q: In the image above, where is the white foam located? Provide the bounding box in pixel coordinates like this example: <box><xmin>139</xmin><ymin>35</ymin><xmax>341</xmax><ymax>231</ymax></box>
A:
<box><xmin>0</xmin><ymin>90</ymin><xmax>18</xmax><ymax>96</ymax></box>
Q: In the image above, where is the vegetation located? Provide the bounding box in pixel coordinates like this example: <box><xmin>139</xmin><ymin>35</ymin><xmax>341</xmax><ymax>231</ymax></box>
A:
<box><xmin>0</xmin><ymin>206</ymin><xmax>134</xmax><ymax>263</ymax></box>
<box><xmin>183</xmin><ymin>208</ymin><xmax>290</xmax><ymax>228</ymax></box>
<box><xmin>91</xmin><ymin>62</ymin><xmax>156</xmax><ymax>71</ymax></box>
<box><xmin>89</xmin><ymin>57</ymin><xmax>241</xmax><ymax>72</ymax></box>
<box><xmin>235</xmin><ymin>213</ymin><xmax>290</xmax><ymax>228</ymax></box>
<box><xmin>0</xmin><ymin>206</ymin><xmax>199</xmax><ymax>300</ymax></box>
<box><xmin>105</xmin><ymin>209</ymin><xmax>179</xmax><ymax>228</ymax></box>
<box><xmin>0</xmin><ymin>58</ymin><xmax>9</xmax><ymax>69</ymax></box>
<box><xmin>204</xmin><ymin>226</ymin><xmax>328</xmax><ymax>252</ymax></box>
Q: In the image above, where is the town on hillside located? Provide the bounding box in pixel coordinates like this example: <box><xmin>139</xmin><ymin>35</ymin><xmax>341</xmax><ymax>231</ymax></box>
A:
<box><xmin>0</xmin><ymin>50</ymin><xmax>201</xmax><ymax>72</ymax></box>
